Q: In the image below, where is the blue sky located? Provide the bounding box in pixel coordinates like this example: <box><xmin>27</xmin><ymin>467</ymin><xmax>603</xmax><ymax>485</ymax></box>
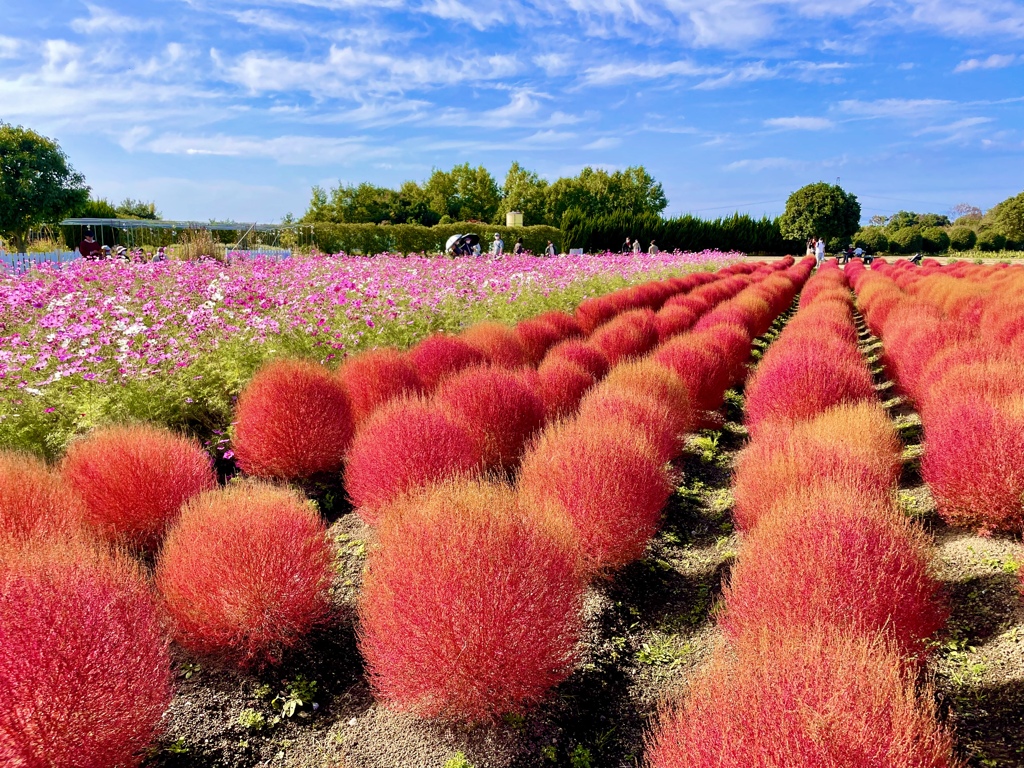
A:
<box><xmin>1</xmin><ymin>0</ymin><xmax>1022</xmax><ymax>223</ymax></box>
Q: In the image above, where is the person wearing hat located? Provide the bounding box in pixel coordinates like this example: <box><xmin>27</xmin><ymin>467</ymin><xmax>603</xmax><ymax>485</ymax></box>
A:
<box><xmin>114</xmin><ymin>245</ymin><xmax>128</xmax><ymax>260</ymax></box>
<box><xmin>78</xmin><ymin>231</ymin><xmax>102</xmax><ymax>260</ymax></box>
<box><xmin>100</xmin><ymin>245</ymin><xmax>112</xmax><ymax>259</ymax></box>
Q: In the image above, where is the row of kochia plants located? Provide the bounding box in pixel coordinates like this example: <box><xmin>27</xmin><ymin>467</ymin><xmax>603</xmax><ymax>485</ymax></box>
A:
<box><xmin>850</xmin><ymin>257</ymin><xmax>1024</xmax><ymax>539</ymax></box>
<box><xmin>648</xmin><ymin>262</ymin><xmax>957</xmax><ymax>765</ymax></box>
<box><xmin>0</xmin><ymin>256</ymin><xmax>809</xmax><ymax>765</ymax></box>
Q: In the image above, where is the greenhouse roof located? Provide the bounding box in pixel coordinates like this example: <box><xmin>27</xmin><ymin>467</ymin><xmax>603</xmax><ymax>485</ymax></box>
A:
<box><xmin>60</xmin><ymin>218</ymin><xmax>297</xmax><ymax>232</ymax></box>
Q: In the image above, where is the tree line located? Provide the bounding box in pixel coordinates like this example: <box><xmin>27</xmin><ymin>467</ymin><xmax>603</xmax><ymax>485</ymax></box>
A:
<box><xmin>300</xmin><ymin>163</ymin><xmax>668</xmax><ymax>228</ymax></box>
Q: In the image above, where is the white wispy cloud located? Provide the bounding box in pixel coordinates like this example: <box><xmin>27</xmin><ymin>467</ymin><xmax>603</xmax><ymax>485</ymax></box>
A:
<box><xmin>0</xmin><ymin>35</ymin><xmax>20</xmax><ymax>58</ymax></box>
<box><xmin>70</xmin><ymin>4</ymin><xmax>159</xmax><ymax>34</ymax></box>
<box><xmin>724</xmin><ymin>157</ymin><xmax>801</xmax><ymax>172</ymax></box>
<box><xmin>836</xmin><ymin>98</ymin><xmax>954</xmax><ymax>119</ymax></box>
<box><xmin>141</xmin><ymin>133</ymin><xmax>392</xmax><ymax>164</ymax></box>
<box><xmin>954</xmin><ymin>53</ymin><xmax>1018</xmax><ymax>72</ymax></box>
<box><xmin>764</xmin><ymin>116</ymin><xmax>835</xmax><ymax>130</ymax></box>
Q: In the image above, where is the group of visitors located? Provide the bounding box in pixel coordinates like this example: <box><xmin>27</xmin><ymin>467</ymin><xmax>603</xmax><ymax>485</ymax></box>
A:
<box><xmin>486</xmin><ymin>235</ymin><xmax>559</xmax><ymax>257</ymax></box>
<box><xmin>77</xmin><ymin>231</ymin><xmax>167</xmax><ymax>262</ymax></box>
<box><xmin>621</xmin><ymin>237</ymin><xmax>660</xmax><ymax>255</ymax></box>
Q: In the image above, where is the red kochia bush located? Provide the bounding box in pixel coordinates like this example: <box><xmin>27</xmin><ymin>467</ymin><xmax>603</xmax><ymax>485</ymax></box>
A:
<box><xmin>744</xmin><ymin>339</ymin><xmax>875</xmax><ymax>437</ymax></box>
<box><xmin>0</xmin><ymin>541</ymin><xmax>172</xmax><ymax>767</ymax></box>
<box><xmin>358</xmin><ymin>479</ymin><xmax>583</xmax><ymax>721</ymax></box>
<box><xmin>460</xmin><ymin>322</ymin><xmax>531</xmax><ymax>368</ymax></box>
<box><xmin>156</xmin><ymin>483</ymin><xmax>333</xmax><ymax>667</ymax></box>
<box><xmin>518</xmin><ymin>420</ymin><xmax>671</xmax><ymax>574</ymax></box>
<box><xmin>436</xmin><ymin>365</ymin><xmax>546</xmax><ymax>470</ymax></box>
<box><xmin>589</xmin><ymin>309</ymin><xmax>658</xmax><ymax>365</ymax></box>
<box><xmin>732</xmin><ymin>402</ymin><xmax>903</xmax><ymax>531</ymax></box>
<box><xmin>601</xmin><ymin>360</ymin><xmax>694</xmax><ymax>446</ymax></box>
<box><xmin>577</xmin><ymin>388</ymin><xmax>678</xmax><ymax>463</ymax></box>
<box><xmin>536</xmin><ymin>358</ymin><xmax>596</xmax><ymax>420</ymax></box>
<box><xmin>515</xmin><ymin>318</ymin><xmax>565</xmax><ymax>364</ymax></box>
<box><xmin>61</xmin><ymin>424</ymin><xmax>216</xmax><ymax>550</ymax></box>
<box><xmin>922</xmin><ymin>398</ymin><xmax>1024</xmax><ymax>533</ymax></box>
<box><xmin>336</xmin><ymin>347</ymin><xmax>423</xmax><ymax>425</ymax></box>
<box><xmin>233</xmin><ymin>358</ymin><xmax>355</xmax><ymax>480</ymax></box>
<box><xmin>344</xmin><ymin>397</ymin><xmax>483</xmax><ymax>524</ymax></box>
<box><xmin>545</xmin><ymin>339</ymin><xmax>611</xmax><ymax>380</ymax></box>
<box><xmin>721</xmin><ymin>491</ymin><xmax>946</xmax><ymax>661</ymax></box>
<box><xmin>645</xmin><ymin>630</ymin><xmax>957</xmax><ymax>768</ymax></box>
<box><xmin>408</xmin><ymin>333</ymin><xmax>487</xmax><ymax>392</ymax></box>
<box><xmin>0</xmin><ymin>451</ymin><xmax>85</xmax><ymax>551</ymax></box>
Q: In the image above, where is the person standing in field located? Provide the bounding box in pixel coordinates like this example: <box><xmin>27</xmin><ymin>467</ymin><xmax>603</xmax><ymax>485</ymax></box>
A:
<box><xmin>513</xmin><ymin>237</ymin><xmax>525</xmax><ymax>255</ymax></box>
<box><xmin>78</xmin><ymin>231</ymin><xmax>102</xmax><ymax>260</ymax></box>
<box><xmin>491</xmin><ymin>233</ymin><xmax>504</xmax><ymax>256</ymax></box>
<box><xmin>621</xmin><ymin>237</ymin><xmax>632</xmax><ymax>253</ymax></box>
<box><xmin>815</xmin><ymin>237</ymin><xmax>826</xmax><ymax>265</ymax></box>
<box><xmin>545</xmin><ymin>241</ymin><xmax>556</xmax><ymax>256</ymax></box>
<box><xmin>806</xmin><ymin>237</ymin><xmax>815</xmax><ymax>257</ymax></box>
<box><xmin>648</xmin><ymin>241</ymin><xmax>659</xmax><ymax>255</ymax></box>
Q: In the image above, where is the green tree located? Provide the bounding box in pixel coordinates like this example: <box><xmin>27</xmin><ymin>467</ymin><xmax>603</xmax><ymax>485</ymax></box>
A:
<box><xmin>0</xmin><ymin>123</ymin><xmax>89</xmax><ymax>252</ymax></box>
<box><xmin>948</xmin><ymin>226</ymin><xmax>977</xmax><ymax>251</ymax></box>
<box><xmin>921</xmin><ymin>226</ymin><xmax>950</xmax><ymax>253</ymax></box>
<box><xmin>990</xmin><ymin>191</ymin><xmax>1024</xmax><ymax>241</ymax></box>
<box><xmin>545</xmin><ymin>165</ymin><xmax>666</xmax><ymax>224</ymax></box>
<box><xmin>885</xmin><ymin>210</ymin><xmax>919</xmax><ymax>232</ymax></box>
<box><xmin>424</xmin><ymin>164</ymin><xmax>501</xmax><ymax>222</ymax></box>
<box><xmin>778</xmin><ymin>182</ymin><xmax>861</xmax><ymax>244</ymax></box>
<box><xmin>115</xmin><ymin>198</ymin><xmax>160</xmax><ymax>219</ymax></box>
<box><xmin>497</xmin><ymin>162</ymin><xmax>549</xmax><ymax>225</ymax></box>
<box><xmin>303</xmin><ymin>186</ymin><xmax>331</xmax><ymax>223</ymax></box>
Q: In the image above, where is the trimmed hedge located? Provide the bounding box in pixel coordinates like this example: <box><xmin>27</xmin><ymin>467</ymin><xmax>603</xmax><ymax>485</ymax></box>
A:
<box><xmin>309</xmin><ymin>223</ymin><xmax>562</xmax><ymax>255</ymax></box>
<box><xmin>561</xmin><ymin>210</ymin><xmax>799</xmax><ymax>255</ymax></box>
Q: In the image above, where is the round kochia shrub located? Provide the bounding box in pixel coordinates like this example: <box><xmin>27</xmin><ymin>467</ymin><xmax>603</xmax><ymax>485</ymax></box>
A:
<box><xmin>721</xmin><ymin>490</ymin><xmax>946</xmax><ymax>661</ymax></box>
<box><xmin>645</xmin><ymin>630</ymin><xmax>957</xmax><ymax>768</ymax></box>
<box><xmin>536</xmin><ymin>358</ymin><xmax>596</xmax><ymax>420</ymax></box>
<box><xmin>156</xmin><ymin>483</ymin><xmax>333</xmax><ymax>667</ymax></box>
<box><xmin>732</xmin><ymin>402</ymin><xmax>903</xmax><ymax>531</ymax></box>
<box><xmin>436</xmin><ymin>366</ymin><xmax>546</xmax><ymax>470</ymax></box>
<box><xmin>922</xmin><ymin>397</ymin><xmax>1024</xmax><ymax>533</ymax></box>
<box><xmin>336</xmin><ymin>347</ymin><xmax>423</xmax><ymax>425</ymax></box>
<box><xmin>601</xmin><ymin>359</ymin><xmax>693</xmax><ymax>447</ymax></box>
<box><xmin>0</xmin><ymin>541</ymin><xmax>172</xmax><ymax>768</ymax></box>
<box><xmin>518</xmin><ymin>420</ymin><xmax>671</xmax><ymax>574</ymax></box>
<box><xmin>460</xmin><ymin>322</ymin><xmax>530</xmax><ymax>368</ymax></box>
<box><xmin>233</xmin><ymin>358</ymin><xmax>355</xmax><ymax>480</ymax></box>
<box><xmin>744</xmin><ymin>338</ymin><xmax>875</xmax><ymax>436</ymax></box>
<box><xmin>61</xmin><ymin>424</ymin><xmax>216</xmax><ymax>550</ymax></box>
<box><xmin>358</xmin><ymin>479</ymin><xmax>583</xmax><ymax>721</ymax></box>
<box><xmin>0</xmin><ymin>451</ymin><xmax>85</xmax><ymax>551</ymax></box>
<box><xmin>545</xmin><ymin>339</ymin><xmax>610</xmax><ymax>380</ymax></box>
<box><xmin>408</xmin><ymin>333</ymin><xmax>487</xmax><ymax>392</ymax></box>
<box><xmin>344</xmin><ymin>397</ymin><xmax>484</xmax><ymax>524</ymax></box>
<box><xmin>577</xmin><ymin>387</ymin><xmax>678</xmax><ymax>463</ymax></box>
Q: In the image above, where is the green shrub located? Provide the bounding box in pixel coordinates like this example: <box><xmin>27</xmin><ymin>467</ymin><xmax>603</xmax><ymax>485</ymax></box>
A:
<box><xmin>977</xmin><ymin>230</ymin><xmax>1007</xmax><ymax>252</ymax></box>
<box><xmin>888</xmin><ymin>228</ymin><xmax>923</xmax><ymax>254</ymax></box>
<box><xmin>920</xmin><ymin>227</ymin><xmax>950</xmax><ymax>254</ymax></box>
<box><xmin>852</xmin><ymin>227</ymin><xmax>888</xmax><ymax>254</ymax></box>
<box><xmin>309</xmin><ymin>223</ymin><xmax>561</xmax><ymax>255</ymax></box>
<box><xmin>947</xmin><ymin>226</ymin><xmax>977</xmax><ymax>252</ymax></box>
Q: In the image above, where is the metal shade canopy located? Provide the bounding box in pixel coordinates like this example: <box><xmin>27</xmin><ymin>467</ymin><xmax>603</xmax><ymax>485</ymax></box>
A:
<box><xmin>60</xmin><ymin>218</ymin><xmax>292</xmax><ymax>232</ymax></box>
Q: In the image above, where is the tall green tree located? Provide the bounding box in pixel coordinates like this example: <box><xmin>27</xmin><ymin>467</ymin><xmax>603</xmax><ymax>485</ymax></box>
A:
<box><xmin>497</xmin><ymin>162</ymin><xmax>549</xmax><ymax>225</ymax></box>
<box><xmin>424</xmin><ymin>164</ymin><xmax>501</xmax><ymax>222</ymax></box>
<box><xmin>779</xmin><ymin>182</ymin><xmax>861</xmax><ymax>244</ymax></box>
<box><xmin>546</xmin><ymin>165</ymin><xmax>666</xmax><ymax>224</ymax></box>
<box><xmin>0</xmin><ymin>123</ymin><xmax>89</xmax><ymax>252</ymax></box>
<box><xmin>990</xmin><ymin>190</ymin><xmax>1024</xmax><ymax>241</ymax></box>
